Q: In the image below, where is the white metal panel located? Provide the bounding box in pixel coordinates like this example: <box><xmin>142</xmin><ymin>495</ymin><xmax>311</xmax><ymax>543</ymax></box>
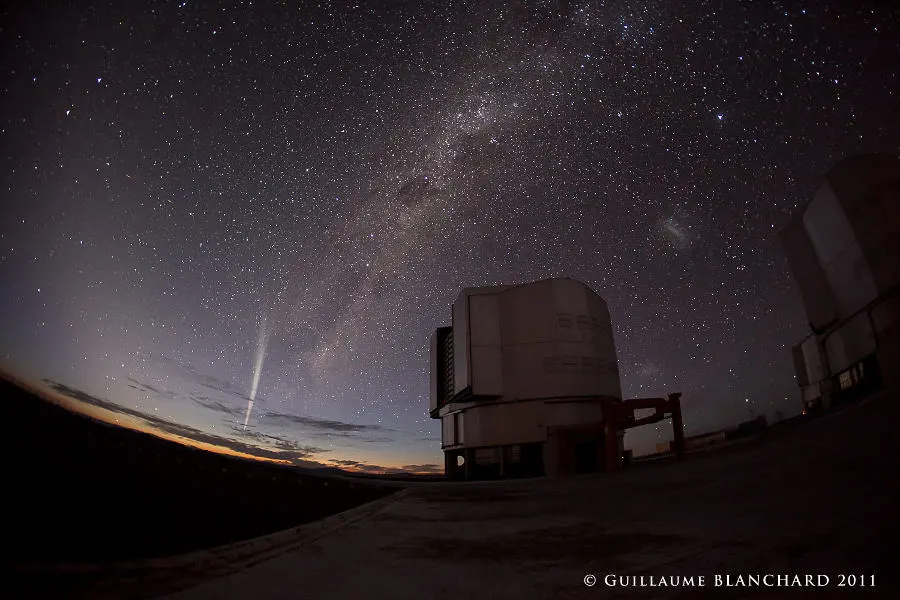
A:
<box><xmin>453</xmin><ymin>285</ymin><xmax>511</xmax><ymax>396</ymax></box>
<box><xmin>858</xmin><ymin>185</ymin><xmax>900</xmax><ymax>292</ymax></box>
<box><xmin>502</xmin><ymin>342</ymin><xmax>621</xmax><ymax>400</ymax></box>
<box><xmin>460</xmin><ymin>401</ymin><xmax>547</xmax><ymax>446</ymax></box>
<box><xmin>823</xmin><ymin>240</ymin><xmax>878</xmax><ymax>318</ymax></box>
<box><xmin>470</xmin><ymin>346</ymin><xmax>504</xmax><ymax>396</ymax></box>
<box><xmin>796</xmin><ymin>271</ymin><xmax>839</xmax><ymax>331</ymax></box>
<box><xmin>459</xmin><ymin>400</ymin><xmax>606</xmax><ymax>448</ymax></box>
<box><xmin>552</xmin><ymin>278</ymin><xmax>591</xmax><ymax>317</ymax></box>
<box><xmin>498</xmin><ymin>279</ymin><xmax>622</xmax><ymax>401</ymax></box>
<box><xmin>866</xmin><ymin>224</ymin><xmax>900</xmax><ymax>293</ymax></box>
<box><xmin>586</xmin><ymin>291</ymin><xmax>618</xmax><ymax>361</ymax></box>
<box><xmin>800</xmin><ymin>336</ymin><xmax>827</xmax><ymax>383</ymax></box>
<box><xmin>805</xmin><ymin>183</ymin><xmax>857</xmax><ymax>268</ymax></box>
<box><xmin>469</xmin><ymin>293</ymin><xmax>502</xmax><ymax>346</ymax></box>
<box><xmin>832</xmin><ymin>312</ymin><xmax>876</xmax><ymax>370</ymax></box>
<box><xmin>871</xmin><ymin>292</ymin><xmax>900</xmax><ymax>342</ymax></box>
<box><xmin>499</xmin><ymin>279</ymin><xmax>557</xmax><ymax>345</ymax></box>
<box><xmin>780</xmin><ymin>214</ymin><xmax>817</xmax><ymax>274</ymax></box>
<box><xmin>469</xmin><ymin>293</ymin><xmax>504</xmax><ymax>396</ymax></box>
<box><xmin>780</xmin><ymin>215</ymin><xmax>839</xmax><ymax>330</ymax></box>
<box><xmin>792</xmin><ymin>343</ymin><xmax>809</xmax><ymax>387</ymax></box>
<box><xmin>543</xmin><ymin>400</ymin><xmax>605</xmax><ymax>427</ymax></box>
<box><xmin>824</xmin><ymin>330</ymin><xmax>850</xmax><ymax>375</ymax></box>
<box><xmin>501</xmin><ymin>341</ymin><xmax>554</xmax><ymax>400</ymax></box>
<box><xmin>441</xmin><ymin>414</ymin><xmax>455</xmax><ymax>447</ymax></box>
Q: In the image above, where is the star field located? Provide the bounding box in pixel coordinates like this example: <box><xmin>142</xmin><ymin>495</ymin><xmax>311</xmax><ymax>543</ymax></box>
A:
<box><xmin>2</xmin><ymin>1</ymin><xmax>899</xmax><ymax>469</ymax></box>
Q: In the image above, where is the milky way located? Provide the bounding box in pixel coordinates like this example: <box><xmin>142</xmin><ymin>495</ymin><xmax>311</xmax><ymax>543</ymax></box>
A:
<box><xmin>2</xmin><ymin>1</ymin><xmax>898</xmax><ymax>470</ymax></box>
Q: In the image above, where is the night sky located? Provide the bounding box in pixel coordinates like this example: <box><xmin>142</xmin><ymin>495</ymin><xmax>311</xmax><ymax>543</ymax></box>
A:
<box><xmin>2</xmin><ymin>1</ymin><xmax>898</xmax><ymax>471</ymax></box>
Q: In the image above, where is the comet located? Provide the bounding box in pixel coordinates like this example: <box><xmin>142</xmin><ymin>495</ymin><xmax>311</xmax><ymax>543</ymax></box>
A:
<box><xmin>243</xmin><ymin>314</ymin><xmax>270</xmax><ymax>430</ymax></box>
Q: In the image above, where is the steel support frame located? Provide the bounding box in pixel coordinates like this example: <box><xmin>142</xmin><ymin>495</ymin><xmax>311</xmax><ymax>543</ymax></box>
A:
<box><xmin>600</xmin><ymin>393</ymin><xmax>685</xmax><ymax>472</ymax></box>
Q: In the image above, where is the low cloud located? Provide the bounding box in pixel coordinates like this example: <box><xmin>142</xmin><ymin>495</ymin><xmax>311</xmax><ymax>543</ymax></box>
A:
<box><xmin>145</xmin><ymin>356</ymin><xmax>392</xmax><ymax>442</ymax></box>
<box><xmin>328</xmin><ymin>459</ymin><xmax>391</xmax><ymax>473</ymax></box>
<box><xmin>260</xmin><ymin>411</ymin><xmax>386</xmax><ymax>434</ymax></box>
<box><xmin>44</xmin><ymin>380</ymin><xmax>329</xmax><ymax>463</ymax></box>
<box><xmin>328</xmin><ymin>459</ymin><xmax>442</xmax><ymax>475</ymax></box>
<box><xmin>401</xmin><ymin>464</ymin><xmax>443</xmax><ymax>474</ymax></box>
<box><xmin>150</xmin><ymin>353</ymin><xmax>256</xmax><ymax>403</ymax></box>
<box><xmin>190</xmin><ymin>394</ymin><xmax>243</xmax><ymax>416</ymax></box>
<box><xmin>126</xmin><ymin>376</ymin><xmax>177</xmax><ymax>400</ymax></box>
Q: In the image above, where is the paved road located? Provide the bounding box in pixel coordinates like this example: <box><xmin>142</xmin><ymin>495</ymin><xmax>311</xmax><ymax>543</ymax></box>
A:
<box><xmin>162</xmin><ymin>391</ymin><xmax>899</xmax><ymax>600</ymax></box>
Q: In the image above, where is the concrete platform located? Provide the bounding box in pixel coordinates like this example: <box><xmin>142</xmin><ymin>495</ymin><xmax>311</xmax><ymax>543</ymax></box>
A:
<box><xmin>161</xmin><ymin>391</ymin><xmax>899</xmax><ymax>600</ymax></box>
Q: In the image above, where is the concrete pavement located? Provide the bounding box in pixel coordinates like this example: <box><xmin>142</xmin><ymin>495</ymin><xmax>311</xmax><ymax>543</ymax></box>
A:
<box><xmin>160</xmin><ymin>392</ymin><xmax>899</xmax><ymax>600</ymax></box>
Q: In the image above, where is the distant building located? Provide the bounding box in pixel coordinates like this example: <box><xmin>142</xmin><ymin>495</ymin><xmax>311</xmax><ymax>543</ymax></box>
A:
<box><xmin>780</xmin><ymin>154</ymin><xmax>900</xmax><ymax>412</ymax></box>
<box><xmin>429</xmin><ymin>278</ymin><xmax>627</xmax><ymax>479</ymax></box>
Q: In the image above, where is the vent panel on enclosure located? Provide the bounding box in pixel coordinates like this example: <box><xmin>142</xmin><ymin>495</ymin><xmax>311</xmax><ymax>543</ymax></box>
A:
<box><xmin>439</xmin><ymin>327</ymin><xmax>454</xmax><ymax>407</ymax></box>
<box><xmin>429</xmin><ymin>327</ymin><xmax>454</xmax><ymax>417</ymax></box>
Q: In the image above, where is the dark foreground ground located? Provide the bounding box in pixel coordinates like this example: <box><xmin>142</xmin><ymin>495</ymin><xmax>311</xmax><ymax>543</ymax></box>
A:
<box><xmin>4</xmin><ymin>378</ymin><xmax>898</xmax><ymax>600</ymax></box>
<box><xmin>0</xmin><ymin>377</ymin><xmax>396</xmax><ymax>596</ymax></box>
<box><xmin>157</xmin><ymin>388</ymin><xmax>899</xmax><ymax>600</ymax></box>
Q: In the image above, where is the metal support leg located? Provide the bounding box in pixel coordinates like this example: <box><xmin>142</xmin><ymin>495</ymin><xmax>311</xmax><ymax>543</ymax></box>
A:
<box><xmin>669</xmin><ymin>393</ymin><xmax>686</xmax><ymax>459</ymax></box>
<box><xmin>604</xmin><ymin>423</ymin><xmax>618</xmax><ymax>472</ymax></box>
<box><xmin>444</xmin><ymin>451</ymin><xmax>455</xmax><ymax>479</ymax></box>
<box><xmin>464</xmin><ymin>448</ymin><xmax>475</xmax><ymax>480</ymax></box>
